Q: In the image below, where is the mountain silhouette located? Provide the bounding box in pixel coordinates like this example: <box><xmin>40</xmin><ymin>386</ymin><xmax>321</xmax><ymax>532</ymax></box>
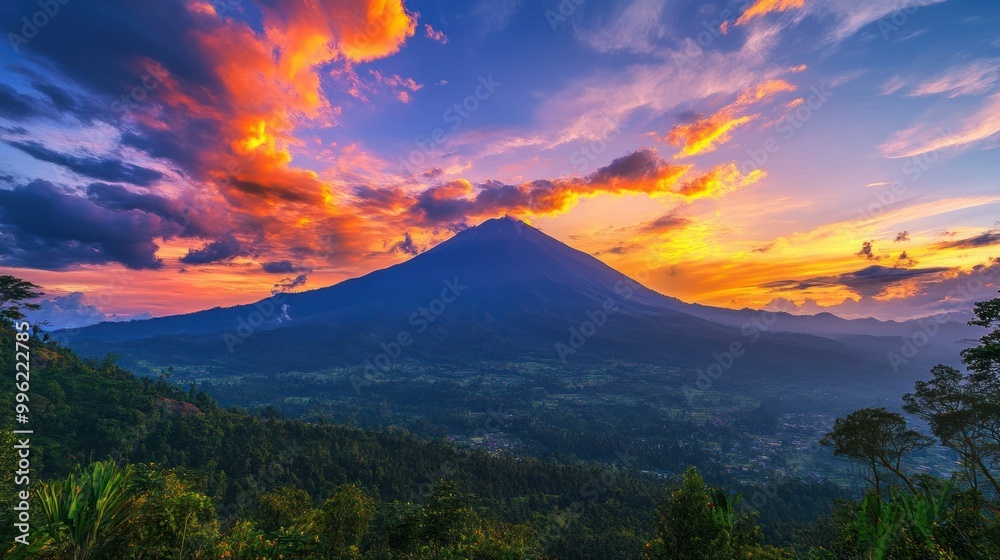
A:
<box><xmin>61</xmin><ymin>217</ymin><xmax>960</xmax><ymax>387</ymax></box>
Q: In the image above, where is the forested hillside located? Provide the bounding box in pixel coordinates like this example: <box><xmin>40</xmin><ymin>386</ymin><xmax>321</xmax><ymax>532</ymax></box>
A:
<box><xmin>2</xmin><ymin>289</ymin><xmax>1000</xmax><ymax>558</ymax></box>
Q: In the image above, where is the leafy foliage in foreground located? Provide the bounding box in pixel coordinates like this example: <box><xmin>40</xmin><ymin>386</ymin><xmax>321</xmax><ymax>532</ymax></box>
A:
<box><xmin>3</xmin><ymin>286</ymin><xmax>1000</xmax><ymax>558</ymax></box>
<box><xmin>644</xmin><ymin>467</ymin><xmax>787</xmax><ymax>559</ymax></box>
<box><xmin>812</xmin><ymin>291</ymin><xmax>1000</xmax><ymax>559</ymax></box>
<box><xmin>13</xmin><ymin>461</ymin><xmax>536</xmax><ymax>559</ymax></box>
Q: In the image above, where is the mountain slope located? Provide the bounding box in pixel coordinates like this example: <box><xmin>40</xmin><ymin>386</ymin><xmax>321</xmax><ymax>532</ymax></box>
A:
<box><xmin>65</xmin><ymin>217</ymin><xmax>686</xmax><ymax>340</ymax></box>
<box><xmin>60</xmin><ymin>217</ymin><xmax>950</xmax><ymax>383</ymax></box>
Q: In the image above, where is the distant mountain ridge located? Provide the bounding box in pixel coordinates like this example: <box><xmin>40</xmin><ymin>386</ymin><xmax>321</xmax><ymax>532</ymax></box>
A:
<box><xmin>59</xmin><ymin>217</ymin><xmax>971</xmax><ymax>386</ymax></box>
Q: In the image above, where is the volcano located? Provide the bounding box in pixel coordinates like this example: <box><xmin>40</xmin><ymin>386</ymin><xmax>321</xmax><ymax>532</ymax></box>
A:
<box><xmin>61</xmin><ymin>217</ymin><xmax>963</xmax><ymax>385</ymax></box>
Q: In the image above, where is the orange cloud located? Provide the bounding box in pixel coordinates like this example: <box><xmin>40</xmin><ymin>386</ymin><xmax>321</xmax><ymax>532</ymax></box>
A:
<box><xmin>116</xmin><ymin>1</ymin><xmax>420</xmax><ymax>268</ymax></box>
<box><xmin>737</xmin><ymin>79</ymin><xmax>797</xmax><ymax>104</ymax></box>
<box><xmin>665</xmin><ymin>79</ymin><xmax>796</xmax><ymax>157</ymax></box>
<box><xmin>377</xmin><ymin>150</ymin><xmax>765</xmax><ymax>230</ymax></box>
<box><xmin>430</xmin><ymin>179</ymin><xmax>475</xmax><ymax>200</ymax></box>
<box><xmin>338</xmin><ymin>0</ymin><xmax>417</xmax><ymax>62</ymax></box>
<box><xmin>666</xmin><ymin>114</ymin><xmax>755</xmax><ymax>157</ymax></box>
<box><xmin>675</xmin><ymin>162</ymin><xmax>766</xmax><ymax>199</ymax></box>
<box><xmin>736</xmin><ymin>0</ymin><xmax>806</xmax><ymax>26</ymax></box>
<box><xmin>179</xmin><ymin>5</ymin><xmax>405</xmax><ymax>188</ymax></box>
<box><xmin>530</xmin><ymin>164</ymin><xmax>692</xmax><ymax>214</ymax></box>
<box><xmin>98</xmin><ymin>2</ymin><xmax>772</xmax><ymax>281</ymax></box>
<box><xmin>500</xmin><ymin>152</ymin><xmax>696</xmax><ymax>216</ymax></box>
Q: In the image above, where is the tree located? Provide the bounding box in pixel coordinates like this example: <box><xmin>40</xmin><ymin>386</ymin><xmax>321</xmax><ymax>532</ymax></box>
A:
<box><xmin>821</xmin><ymin>408</ymin><xmax>931</xmax><ymax>496</ymax></box>
<box><xmin>386</xmin><ymin>480</ymin><xmax>475</xmax><ymax>554</ymax></box>
<box><xmin>315</xmin><ymin>483</ymin><xmax>376</xmax><ymax>558</ymax></box>
<box><xmin>645</xmin><ymin>467</ymin><xmax>763</xmax><ymax>560</ymax></box>
<box><xmin>963</xmin><ymin>295</ymin><xmax>1000</xmax><ymax>383</ymax></box>
<box><xmin>0</xmin><ymin>275</ymin><xmax>43</xmax><ymax>323</ymax></box>
<box><xmin>252</xmin><ymin>485</ymin><xmax>313</xmax><ymax>535</ymax></box>
<box><xmin>904</xmin><ymin>365</ymin><xmax>1000</xmax><ymax>496</ymax></box>
<box><xmin>129</xmin><ymin>465</ymin><xmax>219</xmax><ymax>558</ymax></box>
<box><xmin>381</xmin><ymin>480</ymin><xmax>538</xmax><ymax>559</ymax></box>
<box><xmin>904</xmin><ymin>293</ymin><xmax>1000</xmax><ymax>497</ymax></box>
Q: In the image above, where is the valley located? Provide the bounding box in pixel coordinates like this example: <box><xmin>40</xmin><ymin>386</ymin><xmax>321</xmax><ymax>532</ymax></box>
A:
<box><xmin>60</xmin><ymin>218</ymin><xmax>972</xmax><ymax>490</ymax></box>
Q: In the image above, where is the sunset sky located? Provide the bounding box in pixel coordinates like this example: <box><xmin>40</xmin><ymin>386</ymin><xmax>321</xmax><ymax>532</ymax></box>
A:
<box><xmin>1</xmin><ymin>0</ymin><xmax>998</xmax><ymax>328</ymax></box>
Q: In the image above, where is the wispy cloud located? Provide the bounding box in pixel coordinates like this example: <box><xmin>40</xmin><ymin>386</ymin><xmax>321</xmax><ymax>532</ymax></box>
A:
<box><xmin>575</xmin><ymin>0</ymin><xmax>668</xmax><ymax>54</ymax></box>
<box><xmin>810</xmin><ymin>0</ymin><xmax>948</xmax><ymax>44</ymax></box>
<box><xmin>885</xmin><ymin>59</ymin><xmax>1000</xmax><ymax>98</ymax></box>
<box><xmin>881</xmin><ymin>92</ymin><xmax>1000</xmax><ymax>157</ymax></box>
<box><xmin>881</xmin><ymin>75</ymin><xmax>906</xmax><ymax>95</ymax></box>
<box><xmin>545</xmin><ymin>24</ymin><xmax>787</xmax><ymax>147</ymax></box>
<box><xmin>470</xmin><ymin>0</ymin><xmax>522</xmax><ymax>39</ymax></box>
<box><xmin>910</xmin><ymin>59</ymin><xmax>1000</xmax><ymax>97</ymax></box>
<box><xmin>424</xmin><ymin>24</ymin><xmax>448</xmax><ymax>44</ymax></box>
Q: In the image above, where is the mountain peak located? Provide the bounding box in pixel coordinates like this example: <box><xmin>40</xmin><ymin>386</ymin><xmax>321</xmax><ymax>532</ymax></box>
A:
<box><xmin>67</xmin><ymin>211</ymin><xmax>690</xmax><ymax>343</ymax></box>
<box><xmin>475</xmin><ymin>215</ymin><xmax>529</xmax><ymax>231</ymax></box>
<box><xmin>427</xmin><ymin>216</ymin><xmax>538</xmax><ymax>253</ymax></box>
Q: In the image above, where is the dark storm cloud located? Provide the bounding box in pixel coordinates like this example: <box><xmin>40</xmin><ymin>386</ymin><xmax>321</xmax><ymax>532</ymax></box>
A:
<box><xmin>0</xmin><ymin>0</ymin><xmax>229</xmax><ymax>178</ymax></box>
<box><xmin>935</xmin><ymin>230</ymin><xmax>1000</xmax><ymax>250</ymax></box>
<box><xmin>411</xmin><ymin>184</ymin><xmax>477</xmax><ymax>223</ymax></box>
<box><xmin>587</xmin><ymin>149</ymin><xmax>665</xmax><ymax>183</ymax></box>
<box><xmin>762</xmin><ymin>265</ymin><xmax>951</xmax><ymax>298</ymax></box>
<box><xmin>0</xmin><ymin>180</ymin><xmax>174</xmax><ymax>269</ymax></box>
<box><xmin>120</xmin><ymin>119</ymin><xmax>221</xmax><ymax>174</ymax></box>
<box><xmin>474</xmin><ymin>180</ymin><xmax>530</xmax><ymax>210</ymax></box>
<box><xmin>85</xmin><ymin>183</ymin><xmax>208</xmax><ymax>236</ymax></box>
<box><xmin>640</xmin><ymin>212</ymin><xmax>691</xmax><ymax>234</ymax></box>
<box><xmin>271</xmin><ymin>273</ymin><xmax>308</xmax><ymax>295</ymax></box>
<box><xmin>388</xmin><ymin>232</ymin><xmax>419</xmax><ymax>255</ymax></box>
<box><xmin>0</xmin><ymin>73</ymin><xmax>104</xmax><ymax>123</ymax></box>
<box><xmin>6</xmin><ymin>140</ymin><xmax>164</xmax><ymax>186</ymax></box>
<box><xmin>180</xmin><ymin>234</ymin><xmax>247</xmax><ymax>265</ymax></box>
<box><xmin>897</xmin><ymin>251</ymin><xmax>918</xmax><ymax>267</ymax></box>
<box><xmin>262</xmin><ymin>260</ymin><xmax>310</xmax><ymax>274</ymax></box>
<box><xmin>0</xmin><ymin>0</ymin><xmax>219</xmax><ymax>99</ymax></box>
<box><xmin>86</xmin><ymin>182</ymin><xmax>176</xmax><ymax>215</ymax></box>
<box><xmin>0</xmin><ymin>83</ymin><xmax>42</xmax><ymax>119</ymax></box>
<box><xmin>594</xmin><ymin>243</ymin><xmax>636</xmax><ymax>256</ymax></box>
<box><xmin>31</xmin><ymin>80</ymin><xmax>81</xmax><ymax>113</ymax></box>
<box><xmin>228</xmin><ymin>178</ymin><xmax>320</xmax><ymax>204</ymax></box>
<box><xmin>352</xmin><ymin>185</ymin><xmax>411</xmax><ymax>208</ymax></box>
<box><xmin>856</xmin><ymin>240</ymin><xmax>880</xmax><ymax>260</ymax></box>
